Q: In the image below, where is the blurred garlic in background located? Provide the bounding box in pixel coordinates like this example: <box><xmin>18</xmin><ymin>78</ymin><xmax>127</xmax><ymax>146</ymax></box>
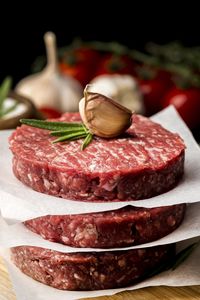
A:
<box><xmin>0</xmin><ymin>77</ymin><xmax>39</xmax><ymax>129</ymax></box>
<box><xmin>15</xmin><ymin>32</ymin><xmax>83</xmax><ymax>113</ymax></box>
<box><xmin>90</xmin><ymin>74</ymin><xmax>144</xmax><ymax>114</ymax></box>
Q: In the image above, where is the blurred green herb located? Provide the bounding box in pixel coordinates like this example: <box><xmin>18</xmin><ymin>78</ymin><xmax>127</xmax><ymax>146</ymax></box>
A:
<box><xmin>0</xmin><ymin>77</ymin><xmax>15</xmax><ymax>118</ymax></box>
<box><xmin>146</xmin><ymin>241</ymin><xmax>199</xmax><ymax>279</ymax></box>
<box><xmin>33</xmin><ymin>39</ymin><xmax>200</xmax><ymax>88</ymax></box>
<box><xmin>146</xmin><ymin>41</ymin><xmax>200</xmax><ymax>69</ymax></box>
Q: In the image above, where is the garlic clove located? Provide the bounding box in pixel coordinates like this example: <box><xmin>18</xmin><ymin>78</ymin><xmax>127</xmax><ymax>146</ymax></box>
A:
<box><xmin>15</xmin><ymin>32</ymin><xmax>83</xmax><ymax>112</ymax></box>
<box><xmin>79</xmin><ymin>85</ymin><xmax>133</xmax><ymax>138</ymax></box>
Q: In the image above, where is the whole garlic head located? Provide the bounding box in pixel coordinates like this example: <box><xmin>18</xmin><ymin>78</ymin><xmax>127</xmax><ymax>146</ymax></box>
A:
<box><xmin>16</xmin><ymin>32</ymin><xmax>83</xmax><ymax>112</ymax></box>
<box><xmin>90</xmin><ymin>74</ymin><xmax>144</xmax><ymax>114</ymax></box>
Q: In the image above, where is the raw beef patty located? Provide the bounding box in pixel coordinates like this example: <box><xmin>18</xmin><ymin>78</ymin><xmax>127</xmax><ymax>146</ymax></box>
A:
<box><xmin>24</xmin><ymin>204</ymin><xmax>186</xmax><ymax>248</ymax></box>
<box><xmin>11</xmin><ymin>244</ymin><xmax>174</xmax><ymax>290</ymax></box>
<box><xmin>9</xmin><ymin>113</ymin><xmax>185</xmax><ymax>201</ymax></box>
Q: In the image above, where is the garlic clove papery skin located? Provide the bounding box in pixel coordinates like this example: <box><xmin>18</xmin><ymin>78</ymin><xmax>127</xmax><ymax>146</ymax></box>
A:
<box><xmin>79</xmin><ymin>88</ymin><xmax>132</xmax><ymax>138</ymax></box>
<box><xmin>15</xmin><ymin>32</ymin><xmax>83</xmax><ymax>113</ymax></box>
<box><xmin>90</xmin><ymin>74</ymin><xmax>144</xmax><ymax>114</ymax></box>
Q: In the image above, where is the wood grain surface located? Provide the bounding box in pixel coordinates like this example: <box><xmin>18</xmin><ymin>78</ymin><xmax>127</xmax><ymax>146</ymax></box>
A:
<box><xmin>1</xmin><ymin>256</ymin><xmax>200</xmax><ymax>300</ymax></box>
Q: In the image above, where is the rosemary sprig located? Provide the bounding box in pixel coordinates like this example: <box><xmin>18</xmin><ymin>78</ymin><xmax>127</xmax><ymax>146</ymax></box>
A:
<box><xmin>32</xmin><ymin>39</ymin><xmax>200</xmax><ymax>87</ymax></box>
<box><xmin>20</xmin><ymin>119</ymin><xmax>93</xmax><ymax>150</ymax></box>
<box><xmin>20</xmin><ymin>119</ymin><xmax>84</xmax><ymax>131</ymax></box>
<box><xmin>51</xmin><ymin>128</ymin><xmax>86</xmax><ymax>136</ymax></box>
<box><xmin>172</xmin><ymin>241</ymin><xmax>199</xmax><ymax>270</ymax></box>
<box><xmin>0</xmin><ymin>77</ymin><xmax>13</xmax><ymax>118</ymax></box>
<box><xmin>52</xmin><ymin>131</ymin><xmax>88</xmax><ymax>143</ymax></box>
<box><xmin>146</xmin><ymin>241</ymin><xmax>199</xmax><ymax>279</ymax></box>
<box><xmin>81</xmin><ymin>133</ymin><xmax>93</xmax><ymax>150</ymax></box>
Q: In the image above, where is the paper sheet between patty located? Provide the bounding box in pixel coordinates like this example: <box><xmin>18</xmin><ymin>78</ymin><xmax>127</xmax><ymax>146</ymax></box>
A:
<box><xmin>0</xmin><ymin>106</ymin><xmax>200</xmax><ymax>221</ymax></box>
<box><xmin>0</xmin><ymin>203</ymin><xmax>199</xmax><ymax>252</ymax></box>
<box><xmin>0</xmin><ymin>238</ymin><xmax>199</xmax><ymax>300</ymax></box>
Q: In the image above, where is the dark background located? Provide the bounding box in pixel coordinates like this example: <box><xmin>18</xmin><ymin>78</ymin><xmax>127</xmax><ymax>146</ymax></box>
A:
<box><xmin>0</xmin><ymin>4</ymin><xmax>200</xmax><ymax>84</ymax></box>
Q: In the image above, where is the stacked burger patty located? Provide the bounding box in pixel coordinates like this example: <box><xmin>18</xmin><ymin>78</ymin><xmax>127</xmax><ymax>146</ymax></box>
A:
<box><xmin>9</xmin><ymin>113</ymin><xmax>186</xmax><ymax>290</ymax></box>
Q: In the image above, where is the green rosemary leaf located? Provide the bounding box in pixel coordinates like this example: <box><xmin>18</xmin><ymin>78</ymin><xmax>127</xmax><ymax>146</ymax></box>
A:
<box><xmin>146</xmin><ymin>241</ymin><xmax>199</xmax><ymax>279</ymax></box>
<box><xmin>172</xmin><ymin>242</ymin><xmax>199</xmax><ymax>270</ymax></box>
<box><xmin>53</xmin><ymin>132</ymin><xmax>87</xmax><ymax>143</ymax></box>
<box><xmin>20</xmin><ymin>119</ymin><xmax>84</xmax><ymax>131</ymax></box>
<box><xmin>51</xmin><ymin>128</ymin><xmax>87</xmax><ymax>136</ymax></box>
<box><xmin>0</xmin><ymin>77</ymin><xmax>12</xmax><ymax>113</ymax></box>
<box><xmin>68</xmin><ymin>134</ymin><xmax>88</xmax><ymax>141</ymax></box>
<box><xmin>81</xmin><ymin>133</ymin><xmax>93</xmax><ymax>150</ymax></box>
<box><xmin>0</xmin><ymin>101</ymin><xmax>18</xmax><ymax>118</ymax></box>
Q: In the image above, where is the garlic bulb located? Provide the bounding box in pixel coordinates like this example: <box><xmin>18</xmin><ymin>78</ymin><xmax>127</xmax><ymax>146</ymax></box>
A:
<box><xmin>15</xmin><ymin>32</ymin><xmax>83</xmax><ymax>112</ymax></box>
<box><xmin>79</xmin><ymin>85</ymin><xmax>132</xmax><ymax>138</ymax></box>
<box><xmin>90</xmin><ymin>74</ymin><xmax>144</xmax><ymax>114</ymax></box>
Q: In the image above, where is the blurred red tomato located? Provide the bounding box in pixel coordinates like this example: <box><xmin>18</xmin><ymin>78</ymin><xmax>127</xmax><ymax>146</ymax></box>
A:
<box><xmin>163</xmin><ymin>87</ymin><xmax>200</xmax><ymax>129</ymax></box>
<box><xmin>137</xmin><ymin>70</ymin><xmax>172</xmax><ymax>116</ymax></box>
<box><xmin>39</xmin><ymin>107</ymin><xmax>62</xmax><ymax>119</ymax></box>
<box><xmin>59</xmin><ymin>48</ymin><xmax>100</xmax><ymax>86</ymax></box>
<box><xmin>95</xmin><ymin>54</ymin><xmax>135</xmax><ymax>76</ymax></box>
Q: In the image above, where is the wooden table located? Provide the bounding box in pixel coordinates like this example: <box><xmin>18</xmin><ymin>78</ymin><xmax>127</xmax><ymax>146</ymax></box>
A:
<box><xmin>1</xmin><ymin>256</ymin><xmax>200</xmax><ymax>300</ymax></box>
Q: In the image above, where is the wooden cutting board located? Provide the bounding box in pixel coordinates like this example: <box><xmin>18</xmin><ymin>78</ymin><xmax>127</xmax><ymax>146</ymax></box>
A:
<box><xmin>1</xmin><ymin>256</ymin><xmax>200</xmax><ymax>300</ymax></box>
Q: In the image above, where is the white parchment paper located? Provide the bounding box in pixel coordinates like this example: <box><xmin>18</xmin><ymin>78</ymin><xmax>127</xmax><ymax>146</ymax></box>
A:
<box><xmin>0</xmin><ymin>106</ymin><xmax>200</xmax><ymax>222</ymax></box>
<box><xmin>0</xmin><ymin>238</ymin><xmax>199</xmax><ymax>300</ymax></box>
<box><xmin>0</xmin><ymin>203</ymin><xmax>199</xmax><ymax>253</ymax></box>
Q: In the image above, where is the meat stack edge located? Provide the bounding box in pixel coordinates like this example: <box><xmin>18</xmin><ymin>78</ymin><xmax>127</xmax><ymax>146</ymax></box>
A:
<box><xmin>9</xmin><ymin>112</ymin><xmax>186</xmax><ymax>290</ymax></box>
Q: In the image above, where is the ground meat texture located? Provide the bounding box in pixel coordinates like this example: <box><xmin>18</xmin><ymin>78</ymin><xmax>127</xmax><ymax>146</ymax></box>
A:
<box><xmin>11</xmin><ymin>244</ymin><xmax>174</xmax><ymax>290</ymax></box>
<box><xmin>9</xmin><ymin>113</ymin><xmax>185</xmax><ymax>201</ymax></box>
<box><xmin>24</xmin><ymin>204</ymin><xmax>186</xmax><ymax>248</ymax></box>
